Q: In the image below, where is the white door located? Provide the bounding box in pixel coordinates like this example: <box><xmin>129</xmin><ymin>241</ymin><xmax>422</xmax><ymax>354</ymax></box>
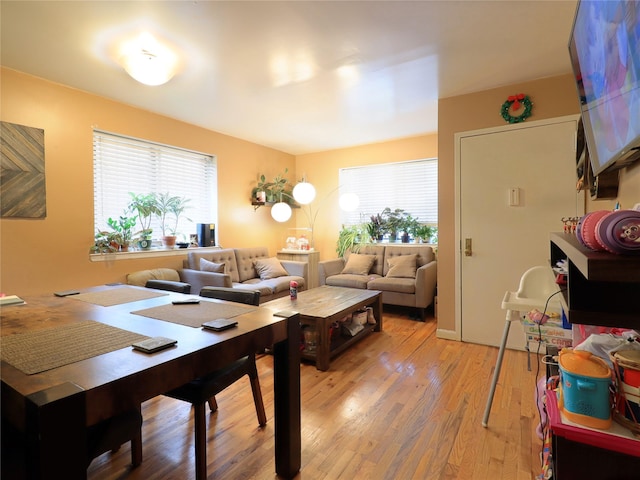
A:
<box><xmin>457</xmin><ymin>116</ymin><xmax>582</xmax><ymax>349</ymax></box>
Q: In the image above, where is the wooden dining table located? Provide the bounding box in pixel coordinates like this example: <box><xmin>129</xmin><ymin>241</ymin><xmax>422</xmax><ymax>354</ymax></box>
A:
<box><xmin>0</xmin><ymin>284</ymin><xmax>301</xmax><ymax>479</ymax></box>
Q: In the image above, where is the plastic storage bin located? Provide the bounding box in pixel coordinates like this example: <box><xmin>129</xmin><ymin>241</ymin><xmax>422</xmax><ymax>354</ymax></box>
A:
<box><xmin>559</xmin><ymin>349</ymin><xmax>612</xmax><ymax>429</ymax></box>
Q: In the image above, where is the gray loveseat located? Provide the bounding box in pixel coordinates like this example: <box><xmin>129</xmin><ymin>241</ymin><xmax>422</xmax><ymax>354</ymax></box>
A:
<box><xmin>318</xmin><ymin>244</ymin><xmax>437</xmax><ymax>320</ymax></box>
<box><xmin>179</xmin><ymin>247</ymin><xmax>307</xmax><ymax>302</ymax></box>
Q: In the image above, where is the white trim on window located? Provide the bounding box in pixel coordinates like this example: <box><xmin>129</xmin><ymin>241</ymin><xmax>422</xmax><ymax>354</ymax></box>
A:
<box><xmin>93</xmin><ymin>130</ymin><xmax>217</xmax><ymax>241</ymax></box>
<box><xmin>339</xmin><ymin>158</ymin><xmax>438</xmax><ymax>225</ymax></box>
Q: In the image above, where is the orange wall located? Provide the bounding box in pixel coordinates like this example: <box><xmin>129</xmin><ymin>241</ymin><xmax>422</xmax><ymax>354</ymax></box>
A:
<box><xmin>436</xmin><ymin>74</ymin><xmax>640</xmax><ymax>333</ymax></box>
<box><xmin>0</xmin><ymin>68</ymin><xmax>437</xmax><ymax>296</ymax></box>
<box><xmin>3</xmin><ymin>67</ymin><xmax>638</xmax><ymax>331</ymax></box>
<box><xmin>295</xmin><ymin>135</ymin><xmax>438</xmax><ymax>260</ymax></box>
<box><xmin>0</xmin><ymin>68</ymin><xmax>296</xmax><ymax>295</ymax></box>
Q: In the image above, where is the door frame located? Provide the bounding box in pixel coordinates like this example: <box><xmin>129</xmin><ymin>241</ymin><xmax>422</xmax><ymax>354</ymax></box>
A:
<box><xmin>450</xmin><ymin>114</ymin><xmax>581</xmax><ymax>342</ymax></box>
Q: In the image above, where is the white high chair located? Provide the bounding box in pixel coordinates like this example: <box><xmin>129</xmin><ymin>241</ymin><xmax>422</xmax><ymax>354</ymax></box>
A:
<box><xmin>481</xmin><ymin>265</ymin><xmax>563</xmax><ymax>427</ymax></box>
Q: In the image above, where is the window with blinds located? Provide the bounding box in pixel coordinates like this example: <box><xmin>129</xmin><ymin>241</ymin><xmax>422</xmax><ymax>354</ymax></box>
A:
<box><xmin>339</xmin><ymin>158</ymin><xmax>438</xmax><ymax>225</ymax></box>
<box><xmin>93</xmin><ymin>130</ymin><xmax>217</xmax><ymax>240</ymax></box>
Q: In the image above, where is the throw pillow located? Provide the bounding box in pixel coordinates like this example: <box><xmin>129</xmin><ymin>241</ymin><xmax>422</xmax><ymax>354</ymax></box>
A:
<box><xmin>386</xmin><ymin>254</ymin><xmax>418</xmax><ymax>278</ymax></box>
<box><xmin>341</xmin><ymin>254</ymin><xmax>376</xmax><ymax>275</ymax></box>
<box><xmin>200</xmin><ymin>258</ymin><xmax>225</xmax><ymax>273</ymax></box>
<box><xmin>254</xmin><ymin>257</ymin><xmax>289</xmax><ymax>279</ymax></box>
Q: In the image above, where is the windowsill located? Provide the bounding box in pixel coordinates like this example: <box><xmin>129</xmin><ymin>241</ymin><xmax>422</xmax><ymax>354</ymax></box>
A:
<box><xmin>369</xmin><ymin>241</ymin><xmax>438</xmax><ymax>247</ymax></box>
<box><xmin>89</xmin><ymin>246</ymin><xmax>220</xmax><ymax>262</ymax></box>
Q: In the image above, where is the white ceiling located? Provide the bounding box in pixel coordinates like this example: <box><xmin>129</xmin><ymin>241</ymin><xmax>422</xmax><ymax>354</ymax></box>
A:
<box><xmin>1</xmin><ymin>0</ymin><xmax>578</xmax><ymax>155</ymax></box>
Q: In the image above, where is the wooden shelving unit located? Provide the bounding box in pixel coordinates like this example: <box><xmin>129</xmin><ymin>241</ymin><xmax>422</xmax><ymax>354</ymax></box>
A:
<box><xmin>277</xmin><ymin>250</ymin><xmax>320</xmax><ymax>289</ymax></box>
<box><xmin>300</xmin><ymin>322</ymin><xmax>377</xmax><ymax>364</ymax></box>
<box><xmin>547</xmin><ymin>234</ymin><xmax>640</xmax><ymax>479</ymax></box>
<box><xmin>549</xmin><ymin>232</ymin><xmax>640</xmax><ymax>328</ymax></box>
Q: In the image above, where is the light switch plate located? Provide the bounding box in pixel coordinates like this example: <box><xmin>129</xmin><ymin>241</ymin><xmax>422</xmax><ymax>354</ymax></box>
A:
<box><xmin>509</xmin><ymin>187</ymin><xmax>520</xmax><ymax>206</ymax></box>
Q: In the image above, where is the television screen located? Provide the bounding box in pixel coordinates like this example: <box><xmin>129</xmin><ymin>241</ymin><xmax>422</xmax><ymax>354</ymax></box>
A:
<box><xmin>568</xmin><ymin>0</ymin><xmax>640</xmax><ymax>177</ymax></box>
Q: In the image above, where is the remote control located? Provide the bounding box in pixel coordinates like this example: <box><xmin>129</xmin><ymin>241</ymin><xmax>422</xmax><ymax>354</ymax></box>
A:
<box><xmin>273</xmin><ymin>309</ymin><xmax>298</xmax><ymax>318</ymax></box>
<box><xmin>172</xmin><ymin>298</ymin><xmax>200</xmax><ymax>305</ymax></box>
<box><xmin>202</xmin><ymin>319</ymin><xmax>238</xmax><ymax>331</ymax></box>
<box><xmin>54</xmin><ymin>290</ymin><xmax>81</xmax><ymax>297</ymax></box>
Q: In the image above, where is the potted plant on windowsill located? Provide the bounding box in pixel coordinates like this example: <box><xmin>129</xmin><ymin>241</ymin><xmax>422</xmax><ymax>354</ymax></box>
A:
<box><xmin>366</xmin><ymin>214</ymin><xmax>386</xmax><ymax>242</ymax></box>
<box><xmin>107</xmin><ymin>215</ymin><xmax>138</xmax><ymax>251</ymax></box>
<box><xmin>414</xmin><ymin>224</ymin><xmax>437</xmax><ymax>244</ymax></box>
<box><xmin>128</xmin><ymin>192</ymin><xmax>159</xmax><ymax>250</ymax></box>
<box><xmin>90</xmin><ymin>230</ymin><xmax>120</xmax><ymax>254</ymax></box>
<box><xmin>156</xmin><ymin>193</ymin><xmax>192</xmax><ymax>248</ymax></box>
<box><xmin>381</xmin><ymin>207</ymin><xmax>406</xmax><ymax>242</ymax></box>
<box><xmin>401</xmin><ymin>214</ymin><xmax>419</xmax><ymax>243</ymax></box>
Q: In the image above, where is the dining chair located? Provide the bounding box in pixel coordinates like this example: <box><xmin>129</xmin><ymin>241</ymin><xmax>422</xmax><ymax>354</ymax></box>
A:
<box><xmin>164</xmin><ymin>286</ymin><xmax>266</xmax><ymax>480</ymax></box>
<box><xmin>144</xmin><ymin>278</ymin><xmax>192</xmax><ymax>294</ymax></box>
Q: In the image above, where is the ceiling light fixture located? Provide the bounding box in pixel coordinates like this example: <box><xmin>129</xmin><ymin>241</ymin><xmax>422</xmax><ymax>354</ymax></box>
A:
<box><xmin>121</xmin><ymin>32</ymin><xmax>177</xmax><ymax>86</ymax></box>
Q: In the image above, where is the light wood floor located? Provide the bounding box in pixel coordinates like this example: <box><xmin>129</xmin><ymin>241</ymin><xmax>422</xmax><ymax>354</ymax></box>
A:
<box><xmin>87</xmin><ymin>306</ymin><xmax>545</xmax><ymax>480</ymax></box>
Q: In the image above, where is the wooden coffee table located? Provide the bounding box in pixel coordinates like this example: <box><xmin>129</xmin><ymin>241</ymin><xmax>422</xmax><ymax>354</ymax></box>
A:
<box><xmin>264</xmin><ymin>286</ymin><xmax>383</xmax><ymax>371</ymax></box>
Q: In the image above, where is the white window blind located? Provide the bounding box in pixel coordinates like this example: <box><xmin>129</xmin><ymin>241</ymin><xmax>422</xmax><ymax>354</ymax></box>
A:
<box><xmin>339</xmin><ymin>158</ymin><xmax>438</xmax><ymax>225</ymax></box>
<box><xmin>93</xmin><ymin>130</ymin><xmax>217</xmax><ymax>239</ymax></box>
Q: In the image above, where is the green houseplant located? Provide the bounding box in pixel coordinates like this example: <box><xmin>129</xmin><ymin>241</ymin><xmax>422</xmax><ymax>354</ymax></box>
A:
<box><xmin>381</xmin><ymin>207</ymin><xmax>407</xmax><ymax>242</ymax></box>
<box><xmin>414</xmin><ymin>224</ymin><xmax>437</xmax><ymax>244</ymax></box>
<box><xmin>90</xmin><ymin>230</ymin><xmax>120</xmax><ymax>254</ymax></box>
<box><xmin>252</xmin><ymin>169</ymin><xmax>295</xmax><ymax>204</ymax></box>
<box><xmin>252</xmin><ymin>174</ymin><xmax>272</xmax><ymax>203</ymax></box>
<box><xmin>106</xmin><ymin>215</ymin><xmax>138</xmax><ymax>251</ymax></box>
<box><xmin>400</xmin><ymin>214</ymin><xmax>420</xmax><ymax>243</ymax></box>
<box><xmin>156</xmin><ymin>193</ymin><xmax>192</xmax><ymax>248</ymax></box>
<box><xmin>127</xmin><ymin>192</ymin><xmax>159</xmax><ymax>249</ymax></box>
<box><xmin>336</xmin><ymin>224</ymin><xmax>367</xmax><ymax>257</ymax></box>
<box><xmin>269</xmin><ymin>168</ymin><xmax>291</xmax><ymax>203</ymax></box>
<box><xmin>366</xmin><ymin>214</ymin><xmax>386</xmax><ymax>242</ymax></box>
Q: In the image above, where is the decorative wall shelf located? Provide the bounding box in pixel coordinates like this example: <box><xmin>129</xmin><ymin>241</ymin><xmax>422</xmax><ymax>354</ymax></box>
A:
<box><xmin>549</xmin><ymin>232</ymin><xmax>640</xmax><ymax>328</ymax></box>
<box><xmin>251</xmin><ymin>201</ymin><xmax>299</xmax><ymax>211</ymax></box>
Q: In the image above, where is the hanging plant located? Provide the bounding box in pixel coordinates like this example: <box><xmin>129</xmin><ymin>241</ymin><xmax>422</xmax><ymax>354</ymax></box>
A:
<box><xmin>500</xmin><ymin>93</ymin><xmax>533</xmax><ymax>124</ymax></box>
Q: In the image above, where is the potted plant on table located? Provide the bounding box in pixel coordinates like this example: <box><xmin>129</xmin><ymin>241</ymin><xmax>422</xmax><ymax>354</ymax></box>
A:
<box><xmin>128</xmin><ymin>192</ymin><xmax>159</xmax><ymax>250</ymax></box>
<box><xmin>156</xmin><ymin>193</ymin><xmax>192</xmax><ymax>248</ymax></box>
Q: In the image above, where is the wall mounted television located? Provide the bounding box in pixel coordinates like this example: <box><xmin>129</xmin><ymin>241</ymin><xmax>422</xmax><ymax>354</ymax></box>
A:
<box><xmin>568</xmin><ymin>0</ymin><xmax>640</xmax><ymax>177</ymax></box>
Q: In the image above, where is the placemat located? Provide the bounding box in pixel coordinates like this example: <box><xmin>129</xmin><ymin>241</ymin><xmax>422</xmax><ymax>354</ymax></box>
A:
<box><xmin>131</xmin><ymin>301</ymin><xmax>257</xmax><ymax>328</ymax></box>
<box><xmin>0</xmin><ymin>320</ymin><xmax>148</xmax><ymax>375</ymax></box>
<box><xmin>70</xmin><ymin>286</ymin><xmax>168</xmax><ymax>306</ymax></box>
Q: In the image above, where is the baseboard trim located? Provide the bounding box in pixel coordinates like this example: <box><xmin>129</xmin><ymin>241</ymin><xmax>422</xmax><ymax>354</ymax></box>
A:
<box><xmin>436</xmin><ymin>329</ymin><xmax>459</xmax><ymax>341</ymax></box>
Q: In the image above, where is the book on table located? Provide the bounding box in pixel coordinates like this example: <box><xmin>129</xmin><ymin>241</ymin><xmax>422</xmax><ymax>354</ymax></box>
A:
<box><xmin>0</xmin><ymin>295</ymin><xmax>26</xmax><ymax>306</ymax></box>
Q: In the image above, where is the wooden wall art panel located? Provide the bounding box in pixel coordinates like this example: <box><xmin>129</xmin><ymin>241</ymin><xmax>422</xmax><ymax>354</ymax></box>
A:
<box><xmin>1</xmin><ymin>121</ymin><xmax>46</xmax><ymax>218</ymax></box>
